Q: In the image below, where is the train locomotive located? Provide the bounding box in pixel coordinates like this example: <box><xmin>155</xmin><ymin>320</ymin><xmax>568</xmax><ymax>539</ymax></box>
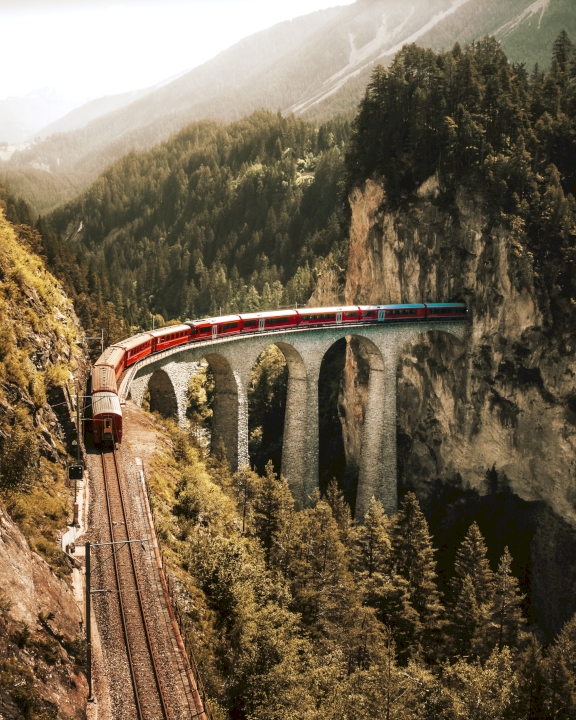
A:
<box><xmin>89</xmin><ymin>303</ymin><xmax>466</xmax><ymax>447</ymax></box>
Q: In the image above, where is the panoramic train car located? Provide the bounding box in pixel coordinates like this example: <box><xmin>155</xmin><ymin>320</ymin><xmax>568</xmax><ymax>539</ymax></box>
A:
<box><xmin>95</xmin><ymin>345</ymin><xmax>126</xmax><ymax>381</ymax></box>
<box><xmin>359</xmin><ymin>304</ymin><xmax>427</xmax><ymax>322</ymax></box>
<box><xmin>239</xmin><ymin>310</ymin><xmax>299</xmax><ymax>333</ymax></box>
<box><xmin>92</xmin><ymin>392</ymin><xmax>123</xmax><ymax>446</ymax></box>
<box><xmin>150</xmin><ymin>324</ymin><xmax>191</xmax><ymax>353</ymax></box>
<box><xmin>298</xmin><ymin>306</ymin><xmax>362</xmax><ymax>326</ymax></box>
<box><xmin>91</xmin><ymin>364</ymin><xmax>118</xmax><ymax>394</ymax></box>
<box><xmin>113</xmin><ymin>333</ymin><xmax>154</xmax><ymax>367</ymax></box>
<box><xmin>425</xmin><ymin>302</ymin><xmax>468</xmax><ymax>319</ymax></box>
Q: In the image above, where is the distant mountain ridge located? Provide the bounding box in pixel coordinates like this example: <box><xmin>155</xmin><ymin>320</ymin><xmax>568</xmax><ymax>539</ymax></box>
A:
<box><xmin>3</xmin><ymin>0</ymin><xmax>574</xmax><ymax>213</ymax></box>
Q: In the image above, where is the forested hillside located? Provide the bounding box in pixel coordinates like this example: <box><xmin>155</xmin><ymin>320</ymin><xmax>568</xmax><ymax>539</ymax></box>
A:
<box><xmin>37</xmin><ymin>112</ymin><xmax>350</xmax><ymax>345</ymax></box>
<box><xmin>346</xmin><ymin>32</ymin><xmax>576</xmax><ymax>324</ymax></box>
<box><xmin>4</xmin><ymin>0</ymin><xmax>574</xmax><ymax>216</ymax></box>
<box><xmin>148</xmin><ymin>420</ymin><xmax>576</xmax><ymax>719</ymax></box>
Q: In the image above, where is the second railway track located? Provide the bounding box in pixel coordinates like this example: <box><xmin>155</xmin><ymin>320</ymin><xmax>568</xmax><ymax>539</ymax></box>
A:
<box><xmin>100</xmin><ymin>446</ymin><xmax>171</xmax><ymax>720</ymax></box>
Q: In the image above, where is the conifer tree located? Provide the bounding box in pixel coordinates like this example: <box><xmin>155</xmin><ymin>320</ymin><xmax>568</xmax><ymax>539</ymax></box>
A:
<box><xmin>355</xmin><ymin>496</ymin><xmax>391</xmax><ymax>578</ymax></box>
<box><xmin>286</xmin><ymin>499</ymin><xmax>353</xmax><ymax>636</ymax></box>
<box><xmin>513</xmin><ymin>635</ymin><xmax>547</xmax><ymax>720</ymax></box>
<box><xmin>391</xmin><ymin>492</ymin><xmax>444</xmax><ymax>659</ymax></box>
<box><xmin>449</xmin><ymin>522</ymin><xmax>495</xmax><ymax>656</ymax></box>
<box><xmin>451</xmin><ymin>575</ymin><xmax>482</xmax><ymax>658</ymax></box>
<box><xmin>252</xmin><ymin>460</ymin><xmax>294</xmax><ymax>569</ymax></box>
<box><xmin>324</xmin><ymin>479</ymin><xmax>356</xmax><ymax>549</ymax></box>
<box><xmin>544</xmin><ymin>614</ymin><xmax>576</xmax><ymax>720</ymax></box>
<box><xmin>487</xmin><ymin>546</ymin><xmax>525</xmax><ymax>652</ymax></box>
<box><xmin>452</xmin><ymin>522</ymin><xmax>495</xmax><ymax>605</ymax></box>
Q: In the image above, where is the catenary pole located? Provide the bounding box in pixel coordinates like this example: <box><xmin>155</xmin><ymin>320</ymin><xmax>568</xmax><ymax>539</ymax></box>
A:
<box><xmin>86</xmin><ymin>541</ymin><xmax>93</xmax><ymax>701</ymax></box>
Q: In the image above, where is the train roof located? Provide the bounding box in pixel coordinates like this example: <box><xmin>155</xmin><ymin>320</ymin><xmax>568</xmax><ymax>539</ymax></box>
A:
<box><xmin>425</xmin><ymin>302</ymin><xmax>467</xmax><ymax>307</ymax></box>
<box><xmin>92</xmin><ymin>392</ymin><xmax>122</xmax><ymax>417</ymax></box>
<box><xmin>359</xmin><ymin>304</ymin><xmax>426</xmax><ymax>309</ymax></box>
<box><xmin>148</xmin><ymin>324</ymin><xmax>190</xmax><ymax>337</ymax></box>
<box><xmin>239</xmin><ymin>310</ymin><xmax>299</xmax><ymax>320</ymax></box>
<box><xmin>112</xmin><ymin>333</ymin><xmax>154</xmax><ymax>351</ymax></box>
<box><xmin>187</xmin><ymin>315</ymin><xmax>242</xmax><ymax>326</ymax></box>
<box><xmin>299</xmin><ymin>306</ymin><xmax>360</xmax><ymax>314</ymax></box>
<box><xmin>95</xmin><ymin>345</ymin><xmax>125</xmax><ymax>367</ymax></box>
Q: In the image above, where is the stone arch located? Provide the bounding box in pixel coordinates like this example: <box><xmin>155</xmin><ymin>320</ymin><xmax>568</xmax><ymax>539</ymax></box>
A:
<box><xmin>148</xmin><ymin>368</ymin><xmax>179</xmax><ymax>419</ymax></box>
<box><xmin>203</xmin><ymin>352</ymin><xmax>242</xmax><ymax>471</ymax></box>
<box><xmin>319</xmin><ymin>333</ymin><xmax>387</xmax><ymax>520</ymax></box>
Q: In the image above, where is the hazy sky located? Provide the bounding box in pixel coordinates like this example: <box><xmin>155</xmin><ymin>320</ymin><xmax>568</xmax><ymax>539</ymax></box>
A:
<box><xmin>0</xmin><ymin>0</ymin><xmax>355</xmax><ymax>102</ymax></box>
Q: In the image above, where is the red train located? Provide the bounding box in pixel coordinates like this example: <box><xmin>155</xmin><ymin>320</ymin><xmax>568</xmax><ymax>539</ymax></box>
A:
<box><xmin>90</xmin><ymin>303</ymin><xmax>466</xmax><ymax>446</ymax></box>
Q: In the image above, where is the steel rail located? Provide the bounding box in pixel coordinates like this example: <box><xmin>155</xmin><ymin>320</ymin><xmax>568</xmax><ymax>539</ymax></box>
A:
<box><xmin>101</xmin><ymin>445</ymin><xmax>171</xmax><ymax>719</ymax></box>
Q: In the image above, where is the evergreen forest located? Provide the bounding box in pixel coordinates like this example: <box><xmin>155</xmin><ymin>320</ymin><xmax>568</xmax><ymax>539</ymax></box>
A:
<box><xmin>151</xmin><ymin>422</ymin><xmax>576</xmax><ymax>720</ymax></box>
<box><xmin>346</xmin><ymin>33</ymin><xmax>576</xmax><ymax>326</ymax></box>
<box><xmin>23</xmin><ymin>113</ymin><xmax>351</xmax><ymax>346</ymax></box>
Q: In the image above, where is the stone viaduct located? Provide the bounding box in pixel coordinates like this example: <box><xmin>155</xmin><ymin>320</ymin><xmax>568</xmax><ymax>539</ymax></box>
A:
<box><xmin>119</xmin><ymin>322</ymin><xmax>466</xmax><ymax>519</ymax></box>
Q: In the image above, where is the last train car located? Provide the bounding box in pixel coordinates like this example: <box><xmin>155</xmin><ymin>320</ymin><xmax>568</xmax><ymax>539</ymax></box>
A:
<box><xmin>92</xmin><ymin>392</ymin><xmax>123</xmax><ymax>446</ymax></box>
<box><xmin>425</xmin><ymin>303</ymin><xmax>467</xmax><ymax>319</ymax></box>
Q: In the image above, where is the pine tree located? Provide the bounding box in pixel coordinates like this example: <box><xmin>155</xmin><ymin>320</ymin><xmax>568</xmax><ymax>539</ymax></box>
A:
<box><xmin>487</xmin><ymin>547</ymin><xmax>525</xmax><ymax>652</ymax></box>
<box><xmin>452</xmin><ymin>523</ymin><xmax>495</xmax><ymax>605</ymax></box>
<box><xmin>451</xmin><ymin>575</ymin><xmax>482</xmax><ymax>658</ymax></box>
<box><xmin>286</xmin><ymin>499</ymin><xmax>353</xmax><ymax>636</ymax></box>
<box><xmin>552</xmin><ymin>29</ymin><xmax>575</xmax><ymax>75</ymax></box>
<box><xmin>391</xmin><ymin>492</ymin><xmax>444</xmax><ymax>659</ymax></box>
<box><xmin>354</xmin><ymin>496</ymin><xmax>391</xmax><ymax>578</ymax></box>
<box><xmin>252</xmin><ymin>460</ymin><xmax>294</xmax><ymax>569</ymax></box>
<box><xmin>544</xmin><ymin>614</ymin><xmax>576</xmax><ymax>720</ymax></box>
<box><xmin>513</xmin><ymin>635</ymin><xmax>547</xmax><ymax>720</ymax></box>
<box><xmin>324</xmin><ymin>479</ymin><xmax>356</xmax><ymax>549</ymax></box>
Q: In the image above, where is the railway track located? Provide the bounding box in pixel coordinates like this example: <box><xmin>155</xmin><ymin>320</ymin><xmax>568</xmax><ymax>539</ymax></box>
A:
<box><xmin>100</xmin><ymin>445</ymin><xmax>172</xmax><ymax>720</ymax></box>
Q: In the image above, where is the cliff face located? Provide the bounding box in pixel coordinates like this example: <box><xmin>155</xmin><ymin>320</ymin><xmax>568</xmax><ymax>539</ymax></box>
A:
<box><xmin>337</xmin><ymin>178</ymin><xmax>576</xmax><ymax>639</ymax></box>
<box><xmin>0</xmin><ymin>208</ymin><xmax>89</xmax><ymax>717</ymax></box>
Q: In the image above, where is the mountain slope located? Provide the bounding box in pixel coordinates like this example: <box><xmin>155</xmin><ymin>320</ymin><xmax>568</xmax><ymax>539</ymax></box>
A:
<box><xmin>5</xmin><ymin>0</ymin><xmax>575</xmax><ymax>213</ymax></box>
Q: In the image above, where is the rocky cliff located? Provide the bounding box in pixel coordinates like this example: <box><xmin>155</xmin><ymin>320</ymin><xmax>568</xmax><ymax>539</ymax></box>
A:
<box><xmin>0</xmin><ymin>205</ymin><xmax>89</xmax><ymax>718</ymax></box>
<box><xmin>318</xmin><ymin>177</ymin><xmax>576</xmax><ymax>640</ymax></box>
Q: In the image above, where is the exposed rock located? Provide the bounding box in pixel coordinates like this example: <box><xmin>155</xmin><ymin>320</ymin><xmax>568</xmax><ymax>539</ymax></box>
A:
<box><xmin>336</xmin><ymin>178</ymin><xmax>576</xmax><ymax>639</ymax></box>
<box><xmin>0</xmin><ymin>504</ymin><xmax>87</xmax><ymax>718</ymax></box>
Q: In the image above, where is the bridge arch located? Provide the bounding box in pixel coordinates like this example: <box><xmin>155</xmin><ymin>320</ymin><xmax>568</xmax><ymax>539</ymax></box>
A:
<box><xmin>148</xmin><ymin>368</ymin><xmax>179</xmax><ymax>419</ymax></box>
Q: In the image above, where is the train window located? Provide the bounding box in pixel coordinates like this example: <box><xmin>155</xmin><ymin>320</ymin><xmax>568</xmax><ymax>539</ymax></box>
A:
<box><xmin>223</xmin><ymin>322</ymin><xmax>239</xmax><ymax>331</ymax></box>
<box><xmin>265</xmin><ymin>316</ymin><xmax>291</xmax><ymax>326</ymax></box>
<box><xmin>190</xmin><ymin>328</ymin><xmax>198</xmax><ymax>335</ymax></box>
<box><xmin>344</xmin><ymin>312</ymin><xmax>357</xmax><ymax>319</ymax></box>
<box><xmin>199</xmin><ymin>326</ymin><xmax>211</xmax><ymax>334</ymax></box>
<box><xmin>364</xmin><ymin>311</ymin><xmax>376</xmax><ymax>317</ymax></box>
<box><xmin>243</xmin><ymin>320</ymin><xmax>258</xmax><ymax>328</ymax></box>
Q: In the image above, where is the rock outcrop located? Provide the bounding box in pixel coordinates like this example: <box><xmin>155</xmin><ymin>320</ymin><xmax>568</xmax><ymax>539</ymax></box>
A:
<box><xmin>0</xmin><ymin>207</ymin><xmax>89</xmax><ymax>717</ymax></box>
<box><xmin>330</xmin><ymin>178</ymin><xmax>576</xmax><ymax>639</ymax></box>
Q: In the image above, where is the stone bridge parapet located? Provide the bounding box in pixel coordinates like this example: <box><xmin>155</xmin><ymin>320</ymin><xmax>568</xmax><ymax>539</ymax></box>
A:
<box><xmin>119</xmin><ymin>322</ymin><xmax>466</xmax><ymax>518</ymax></box>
